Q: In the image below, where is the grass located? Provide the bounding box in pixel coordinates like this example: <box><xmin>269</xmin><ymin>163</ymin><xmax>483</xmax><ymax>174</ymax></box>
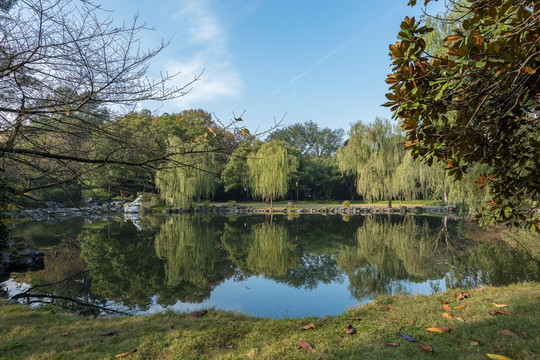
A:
<box><xmin>1</xmin><ymin>283</ymin><xmax>538</xmax><ymax>359</ymax></box>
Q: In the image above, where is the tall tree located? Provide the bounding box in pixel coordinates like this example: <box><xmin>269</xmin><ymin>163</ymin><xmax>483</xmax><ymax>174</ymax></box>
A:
<box><xmin>0</xmin><ymin>0</ymin><xmax>198</xmax><ymax>206</ymax></box>
<box><xmin>266</xmin><ymin>120</ymin><xmax>344</xmax><ymax>157</ymax></box>
<box><xmin>384</xmin><ymin>0</ymin><xmax>539</xmax><ymax>230</ymax></box>
<box><xmin>337</xmin><ymin>118</ymin><xmax>404</xmax><ymax>207</ymax></box>
<box><xmin>247</xmin><ymin>140</ymin><xmax>298</xmax><ymax>207</ymax></box>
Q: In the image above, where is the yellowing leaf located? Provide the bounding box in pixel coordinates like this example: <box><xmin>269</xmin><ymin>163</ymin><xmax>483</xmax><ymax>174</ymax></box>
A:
<box><xmin>442</xmin><ymin>313</ymin><xmax>453</xmax><ymax>320</ymax></box>
<box><xmin>486</xmin><ymin>354</ymin><xmax>512</xmax><ymax>360</ymax></box>
<box><xmin>455</xmin><ymin>316</ymin><xmax>465</xmax><ymax>322</ymax></box>
<box><xmin>453</xmin><ymin>305</ymin><xmax>466</xmax><ymax>309</ymax></box>
<box><xmin>522</xmin><ymin>66</ymin><xmax>536</xmax><ymax>74</ymax></box>
<box><xmin>492</xmin><ymin>303</ymin><xmax>506</xmax><ymax>308</ymax></box>
<box><xmin>115</xmin><ymin>349</ymin><xmax>137</xmax><ymax>358</ymax></box>
<box><xmin>445</xmin><ymin>34</ymin><xmax>462</xmax><ymax>43</ymax></box>
<box><xmin>301</xmin><ymin>323</ymin><xmax>316</xmax><ymax>330</ymax></box>
<box><xmin>426</xmin><ymin>327</ymin><xmax>450</xmax><ymax>333</ymax></box>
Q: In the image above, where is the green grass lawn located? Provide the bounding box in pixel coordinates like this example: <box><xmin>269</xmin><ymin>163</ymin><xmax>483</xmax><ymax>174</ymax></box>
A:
<box><xmin>1</xmin><ymin>283</ymin><xmax>538</xmax><ymax>359</ymax></box>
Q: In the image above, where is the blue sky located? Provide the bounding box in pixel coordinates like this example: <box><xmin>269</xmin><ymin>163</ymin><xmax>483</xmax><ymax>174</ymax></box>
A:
<box><xmin>110</xmin><ymin>0</ymin><xmax>445</xmax><ymax>133</ymax></box>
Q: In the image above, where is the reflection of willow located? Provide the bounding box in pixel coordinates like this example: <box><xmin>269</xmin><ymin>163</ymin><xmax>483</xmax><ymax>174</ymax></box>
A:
<box><xmin>337</xmin><ymin>216</ymin><xmax>445</xmax><ymax>299</ymax></box>
<box><xmin>222</xmin><ymin>221</ymin><xmax>297</xmax><ymax>278</ymax></box>
<box><xmin>154</xmin><ymin>215</ymin><xmax>229</xmax><ymax>288</ymax></box>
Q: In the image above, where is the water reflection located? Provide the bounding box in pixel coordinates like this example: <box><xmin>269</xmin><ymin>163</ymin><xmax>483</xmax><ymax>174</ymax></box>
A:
<box><xmin>3</xmin><ymin>214</ymin><xmax>538</xmax><ymax>317</ymax></box>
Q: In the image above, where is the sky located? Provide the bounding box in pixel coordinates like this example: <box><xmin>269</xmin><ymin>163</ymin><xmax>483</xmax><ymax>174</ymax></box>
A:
<box><xmin>108</xmin><ymin>0</ymin><xmax>447</xmax><ymax>134</ymax></box>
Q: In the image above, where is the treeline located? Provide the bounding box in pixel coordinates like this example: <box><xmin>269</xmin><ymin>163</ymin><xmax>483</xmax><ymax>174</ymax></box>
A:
<box><xmin>4</xmin><ymin>103</ymin><xmax>489</xmax><ymax>209</ymax></box>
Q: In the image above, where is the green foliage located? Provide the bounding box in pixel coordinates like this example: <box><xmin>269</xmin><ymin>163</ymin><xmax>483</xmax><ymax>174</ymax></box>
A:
<box><xmin>266</xmin><ymin>120</ymin><xmax>345</xmax><ymax>157</ymax></box>
<box><xmin>247</xmin><ymin>140</ymin><xmax>298</xmax><ymax>206</ymax></box>
<box><xmin>155</xmin><ymin>137</ymin><xmax>218</xmax><ymax>209</ymax></box>
<box><xmin>221</xmin><ymin>140</ymin><xmax>262</xmax><ymax>193</ymax></box>
<box><xmin>385</xmin><ymin>1</ymin><xmax>540</xmax><ymax>230</ymax></box>
<box><xmin>336</xmin><ymin>118</ymin><xmax>404</xmax><ymax>206</ymax></box>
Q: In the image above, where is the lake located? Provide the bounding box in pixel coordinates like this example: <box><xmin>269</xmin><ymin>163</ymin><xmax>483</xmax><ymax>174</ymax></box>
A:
<box><xmin>2</xmin><ymin>213</ymin><xmax>538</xmax><ymax>318</ymax></box>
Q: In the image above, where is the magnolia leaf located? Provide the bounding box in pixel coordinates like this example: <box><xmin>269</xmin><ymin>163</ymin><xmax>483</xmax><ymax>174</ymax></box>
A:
<box><xmin>186</xmin><ymin>310</ymin><xmax>207</xmax><ymax>318</ymax></box>
<box><xmin>397</xmin><ymin>332</ymin><xmax>417</xmax><ymax>342</ymax></box>
<box><xmin>455</xmin><ymin>292</ymin><xmax>470</xmax><ymax>301</ymax></box>
<box><xmin>455</xmin><ymin>316</ymin><xmax>465</xmax><ymax>322</ymax></box>
<box><xmin>443</xmin><ymin>304</ymin><xmax>452</xmax><ymax>312</ymax></box>
<box><xmin>492</xmin><ymin>303</ymin><xmax>506</xmax><ymax>308</ymax></box>
<box><xmin>426</xmin><ymin>327</ymin><xmax>450</xmax><ymax>333</ymax></box>
<box><xmin>498</xmin><ymin>329</ymin><xmax>517</xmax><ymax>336</ymax></box>
<box><xmin>486</xmin><ymin>354</ymin><xmax>512</xmax><ymax>360</ymax></box>
<box><xmin>453</xmin><ymin>305</ymin><xmax>466</xmax><ymax>310</ymax></box>
<box><xmin>442</xmin><ymin>313</ymin><xmax>453</xmax><ymax>320</ymax></box>
<box><xmin>445</xmin><ymin>34</ymin><xmax>462</xmax><ymax>43</ymax></box>
<box><xmin>418</xmin><ymin>343</ymin><xmax>434</xmax><ymax>352</ymax></box>
<box><xmin>298</xmin><ymin>340</ymin><xmax>313</xmax><ymax>349</ymax></box>
<box><xmin>489</xmin><ymin>310</ymin><xmax>510</xmax><ymax>316</ymax></box>
<box><xmin>115</xmin><ymin>349</ymin><xmax>137</xmax><ymax>358</ymax></box>
<box><xmin>345</xmin><ymin>325</ymin><xmax>357</xmax><ymax>334</ymax></box>
<box><xmin>301</xmin><ymin>323</ymin><xmax>316</xmax><ymax>330</ymax></box>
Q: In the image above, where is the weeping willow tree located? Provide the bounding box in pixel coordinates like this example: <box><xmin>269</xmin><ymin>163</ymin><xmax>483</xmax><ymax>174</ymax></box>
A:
<box><xmin>154</xmin><ymin>215</ymin><xmax>229</xmax><ymax>290</ymax></box>
<box><xmin>247</xmin><ymin>140</ymin><xmax>298</xmax><ymax>207</ymax></box>
<box><xmin>336</xmin><ymin>216</ymin><xmax>446</xmax><ymax>298</ymax></box>
<box><xmin>337</xmin><ymin>118</ymin><xmax>405</xmax><ymax>207</ymax></box>
<box><xmin>155</xmin><ymin>136</ymin><xmax>217</xmax><ymax>209</ymax></box>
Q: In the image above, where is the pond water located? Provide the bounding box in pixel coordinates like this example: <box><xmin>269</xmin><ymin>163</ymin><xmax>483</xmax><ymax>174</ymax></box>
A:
<box><xmin>2</xmin><ymin>214</ymin><xmax>539</xmax><ymax>318</ymax></box>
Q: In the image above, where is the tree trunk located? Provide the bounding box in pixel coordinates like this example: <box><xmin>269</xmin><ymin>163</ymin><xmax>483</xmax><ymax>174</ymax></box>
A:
<box><xmin>387</xmin><ymin>197</ymin><xmax>392</xmax><ymax>208</ymax></box>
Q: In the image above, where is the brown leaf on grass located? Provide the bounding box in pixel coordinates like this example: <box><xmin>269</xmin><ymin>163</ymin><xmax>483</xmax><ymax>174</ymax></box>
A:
<box><xmin>498</xmin><ymin>329</ymin><xmax>517</xmax><ymax>337</ymax></box>
<box><xmin>438</xmin><ymin>299</ymin><xmax>450</xmax><ymax>304</ymax></box>
<box><xmin>115</xmin><ymin>349</ymin><xmax>137</xmax><ymax>358</ymax></box>
<box><xmin>426</xmin><ymin>327</ymin><xmax>450</xmax><ymax>333</ymax></box>
<box><xmin>345</xmin><ymin>325</ymin><xmax>356</xmax><ymax>334</ymax></box>
<box><xmin>386</xmin><ymin>342</ymin><xmax>400</xmax><ymax>347</ymax></box>
<box><xmin>470</xmin><ymin>341</ymin><xmax>479</xmax><ymax>346</ymax></box>
<box><xmin>353</xmin><ymin>317</ymin><xmax>362</xmax><ymax>321</ymax></box>
<box><xmin>397</xmin><ymin>332</ymin><xmax>417</xmax><ymax>342</ymax></box>
<box><xmin>442</xmin><ymin>313</ymin><xmax>453</xmax><ymax>320</ymax></box>
<box><xmin>186</xmin><ymin>310</ymin><xmax>207</xmax><ymax>318</ymax></box>
<box><xmin>101</xmin><ymin>331</ymin><xmax>118</xmax><ymax>336</ymax></box>
<box><xmin>301</xmin><ymin>323</ymin><xmax>316</xmax><ymax>330</ymax></box>
<box><xmin>384</xmin><ymin>304</ymin><xmax>397</xmax><ymax>310</ymax></box>
<box><xmin>521</xmin><ymin>332</ymin><xmax>528</xmax><ymax>339</ymax></box>
<box><xmin>443</xmin><ymin>304</ymin><xmax>452</xmax><ymax>312</ymax></box>
<box><xmin>61</xmin><ymin>332</ymin><xmax>70</xmax><ymax>337</ymax></box>
<box><xmin>492</xmin><ymin>303</ymin><xmax>506</xmax><ymax>308</ymax></box>
<box><xmin>418</xmin><ymin>343</ymin><xmax>433</xmax><ymax>352</ymax></box>
<box><xmin>489</xmin><ymin>310</ymin><xmax>511</xmax><ymax>316</ymax></box>
<box><xmin>298</xmin><ymin>340</ymin><xmax>313</xmax><ymax>349</ymax></box>
<box><xmin>453</xmin><ymin>305</ymin><xmax>466</xmax><ymax>309</ymax></box>
<box><xmin>455</xmin><ymin>292</ymin><xmax>470</xmax><ymax>301</ymax></box>
<box><xmin>455</xmin><ymin>316</ymin><xmax>465</xmax><ymax>322</ymax></box>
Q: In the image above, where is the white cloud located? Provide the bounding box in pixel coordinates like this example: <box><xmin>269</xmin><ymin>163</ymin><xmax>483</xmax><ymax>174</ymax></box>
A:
<box><xmin>160</xmin><ymin>0</ymin><xmax>244</xmax><ymax>110</ymax></box>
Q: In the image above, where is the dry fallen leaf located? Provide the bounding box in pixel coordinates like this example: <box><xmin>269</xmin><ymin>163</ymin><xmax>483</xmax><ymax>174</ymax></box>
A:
<box><xmin>498</xmin><ymin>329</ymin><xmax>517</xmax><ymax>337</ymax></box>
<box><xmin>470</xmin><ymin>341</ymin><xmax>479</xmax><ymax>346</ymax></box>
<box><xmin>345</xmin><ymin>325</ymin><xmax>356</xmax><ymax>334</ymax></box>
<box><xmin>186</xmin><ymin>310</ymin><xmax>207</xmax><ymax>318</ymax></box>
<box><xmin>442</xmin><ymin>313</ymin><xmax>453</xmax><ymax>320</ymax></box>
<box><xmin>418</xmin><ymin>343</ymin><xmax>433</xmax><ymax>352</ymax></box>
<box><xmin>384</xmin><ymin>304</ymin><xmax>397</xmax><ymax>310</ymax></box>
<box><xmin>426</xmin><ymin>327</ymin><xmax>451</xmax><ymax>333</ymax></box>
<box><xmin>353</xmin><ymin>317</ymin><xmax>362</xmax><ymax>321</ymax></box>
<box><xmin>115</xmin><ymin>349</ymin><xmax>137</xmax><ymax>358</ymax></box>
<box><xmin>486</xmin><ymin>354</ymin><xmax>512</xmax><ymax>360</ymax></box>
<box><xmin>61</xmin><ymin>332</ymin><xmax>70</xmax><ymax>337</ymax></box>
<box><xmin>455</xmin><ymin>316</ymin><xmax>465</xmax><ymax>322</ymax></box>
<box><xmin>438</xmin><ymin>299</ymin><xmax>450</xmax><ymax>304</ymax></box>
<box><xmin>489</xmin><ymin>310</ymin><xmax>511</xmax><ymax>316</ymax></box>
<box><xmin>298</xmin><ymin>340</ymin><xmax>313</xmax><ymax>349</ymax></box>
<box><xmin>443</xmin><ymin>304</ymin><xmax>452</xmax><ymax>312</ymax></box>
<box><xmin>521</xmin><ymin>332</ymin><xmax>528</xmax><ymax>339</ymax></box>
<box><xmin>492</xmin><ymin>303</ymin><xmax>507</xmax><ymax>308</ymax></box>
<box><xmin>453</xmin><ymin>305</ymin><xmax>466</xmax><ymax>310</ymax></box>
<box><xmin>301</xmin><ymin>323</ymin><xmax>316</xmax><ymax>330</ymax></box>
<box><xmin>386</xmin><ymin>342</ymin><xmax>400</xmax><ymax>347</ymax></box>
<box><xmin>455</xmin><ymin>292</ymin><xmax>470</xmax><ymax>301</ymax></box>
